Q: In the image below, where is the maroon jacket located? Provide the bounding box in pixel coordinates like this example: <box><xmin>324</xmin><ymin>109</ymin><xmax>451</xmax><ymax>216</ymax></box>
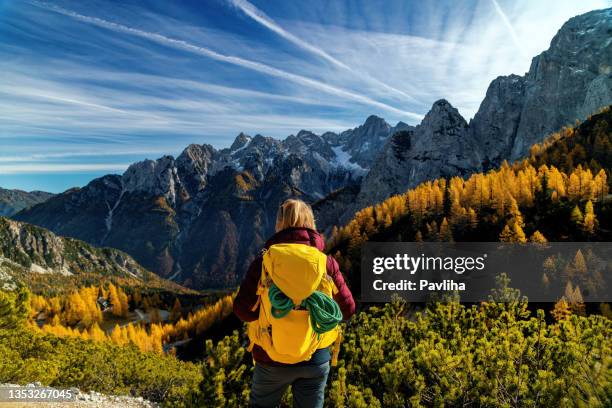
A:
<box><xmin>233</xmin><ymin>227</ymin><xmax>356</xmax><ymax>365</ymax></box>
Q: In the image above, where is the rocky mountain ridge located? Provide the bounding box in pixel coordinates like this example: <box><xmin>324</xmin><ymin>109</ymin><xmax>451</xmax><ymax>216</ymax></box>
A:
<box><xmin>471</xmin><ymin>7</ymin><xmax>612</xmax><ymax>164</ymax></box>
<box><xmin>114</xmin><ymin>114</ymin><xmax>408</xmax><ymax>204</ymax></box>
<box><xmin>15</xmin><ymin>114</ymin><xmax>406</xmax><ymax>287</ymax></box>
<box><xmin>355</xmin><ymin>99</ymin><xmax>480</xmax><ymax>210</ymax></box>
<box><xmin>351</xmin><ymin>7</ymin><xmax>611</xmax><ymax>211</ymax></box>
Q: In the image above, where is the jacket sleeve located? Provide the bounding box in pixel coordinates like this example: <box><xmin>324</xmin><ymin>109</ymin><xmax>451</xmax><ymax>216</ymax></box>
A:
<box><xmin>233</xmin><ymin>257</ymin><xmax>262</xmax><ymax>322</ymax></box>
<box><xmin>327</xmin><ymin>255</ymin><xmax>356</xmax><ymax>320</ymax></box>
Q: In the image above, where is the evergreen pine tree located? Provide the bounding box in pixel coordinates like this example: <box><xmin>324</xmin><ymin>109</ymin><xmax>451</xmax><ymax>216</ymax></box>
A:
<box><xmin>442</xmin><ymin>180</ymin><xmax>452</xmax><ymax>217</ymax></box>
<box><xmin>0</xmin><ymin>286</ymin><xmax>29</xmax><ymax>330</ymax></box>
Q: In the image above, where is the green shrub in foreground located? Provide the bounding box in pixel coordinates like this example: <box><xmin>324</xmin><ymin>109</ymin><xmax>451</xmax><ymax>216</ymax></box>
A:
<box><xmin>329</xmin><ymin>301</ymin><xmax>611</xmax><ymax>408</ymax></box>
<box><xmin>2</xmin><ymin>287</ymin><xmax>611</xmax><ymax>407</ymax></box>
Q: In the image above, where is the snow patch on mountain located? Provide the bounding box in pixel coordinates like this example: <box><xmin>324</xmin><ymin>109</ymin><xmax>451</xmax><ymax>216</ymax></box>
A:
<box><xmin>331</xmin><ymin>146</ymin><xmax>367</xmax><ymax>173</ymax></box>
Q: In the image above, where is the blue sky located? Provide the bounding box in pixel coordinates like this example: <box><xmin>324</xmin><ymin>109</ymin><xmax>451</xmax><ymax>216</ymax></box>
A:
<box><xmin>0</xmin><ymin>0</ymin><xmax>609</xmax><ymax>193</ymax></box>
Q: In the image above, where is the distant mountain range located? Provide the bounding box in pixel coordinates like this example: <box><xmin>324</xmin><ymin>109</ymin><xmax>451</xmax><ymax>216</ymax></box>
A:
<box><xmin>0</xmin><ymin>188</ymin><xmax>53</xmax><ymax>217</ymax></box>
<box><xmin>13</xmin><ymin>116</ymin><xmax>409</xmax><ymax>288</ymax></box>
<box><xmin>13</xmin><ymin>8</ymin><xmax>612</xmax><ymax>289</ymax></box>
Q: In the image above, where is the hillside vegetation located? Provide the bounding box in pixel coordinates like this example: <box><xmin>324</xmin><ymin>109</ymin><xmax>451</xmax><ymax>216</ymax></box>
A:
<box><xmin>28</xmin><ymin>283</ymin><xmax>234</xmax><ymax>355</ymax></box>
<box><xmin>2</xmin><ymin>283</ymin><xmax>610</xmax><ymax>407</ymax></box>
<box><xmin>0</xmin><ymin>288</ymin><xmax>202</xmax><ymax>407</ymax></box>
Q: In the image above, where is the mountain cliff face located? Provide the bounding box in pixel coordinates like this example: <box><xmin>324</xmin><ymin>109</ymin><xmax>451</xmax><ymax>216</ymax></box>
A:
<box><xmin>15</xmin><ymin>116</ymin><xmax>402</xmax><ymax>288</ymax></box>
<box><xmin>0</xmin><ymin>188</ymin><xmax>53</xmax><ymax>217</ymax></box>
<box><xmin>14</xmin><ymin>8</ymin><xmax>612</xmax><ymax>289</ymax></box>
<box><xmin>471</xmin><ymin>8</ymin><xmax>612</xmax><ymax>164</ymax></box>
<box><xmin>356</xmin><ymin>99</ymin><xmax>480</xmax><ymax>210</ymax></box>
<box><xmin>353</xmin><ymin>7</ymin><xmax>611</xmax><ymax>210</ymax></box>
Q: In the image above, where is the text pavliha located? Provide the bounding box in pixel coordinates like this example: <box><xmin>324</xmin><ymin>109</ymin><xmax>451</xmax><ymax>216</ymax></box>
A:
<box><xmin>373</xmin><ymin>279</ymin><xmax>466</xmax><ymax>291</ymax></box>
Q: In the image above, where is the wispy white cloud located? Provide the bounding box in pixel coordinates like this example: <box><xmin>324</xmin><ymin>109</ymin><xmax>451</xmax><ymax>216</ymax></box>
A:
<box><xmin>0</xmin><ymin>68</ymin><xmax>357</xmax><ymax>141</ymax></box>
<box><xmin>0</xmin><ymin>84</ymin><xmax>153</xmax><ymax>119</ymax></box>
<box><xmin>30</xmin><ymin>1</ymin><xmax>420</xmax><ymax>119</ymax></box>
<box><xmin>227</xmin><ymin>0</ymin><xmax>420</xmax><ymax>103</ymax></box>
<box><xmin>30</xmin><ymin>68</ymin><xmax>352</xmax><ymax>108</ymax></box>
<box><xmin>490</xmin><ymin>0</ymin><xmax>526</xmax><ymax>56</ymax></box>
<box><xmin>228</xmin><ymin>0</ymin><xmax>350</xmax><ymax>70</ymax></box>
<box><xmin>288</xmin><ymin>0</ymin><xmax>609</xmax><ymax>118</ymax></box>
<box><xmin>287</xmin><ymin>24</ymin><xmax>488</xmax><ymax>117</ymax></box>
<box><xmin>0</xmin><ymin>163</ymin><xmax>130</xmax><ymax>174</ymax></box>
<box><xmin>0</xmin><ymin>149</ymin><xmax>171</xmax><ymax>163</ymax></box>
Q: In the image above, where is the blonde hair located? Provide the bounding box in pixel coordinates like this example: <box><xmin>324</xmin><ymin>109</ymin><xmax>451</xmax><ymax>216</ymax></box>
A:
<box><xmin>275</xmin><ymin>199</ymin><xmax>316</xmax><ymax>232</ymax></box>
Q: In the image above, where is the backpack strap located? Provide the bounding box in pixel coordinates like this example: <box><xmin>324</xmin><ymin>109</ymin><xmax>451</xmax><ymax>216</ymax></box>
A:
<box><xmin>250</xmin><ymin>249</ymin><xmax>269</xmax><ymax>313</ymax></box>
<box><xmin>307</xmin><ymin>230</ymin><xmax>331</xmax><ymax>292</ymax></box>
<box><xmin>330</xmin><ymin>328</ymin><xmax>343</xmax><ymax>366</ymax></box>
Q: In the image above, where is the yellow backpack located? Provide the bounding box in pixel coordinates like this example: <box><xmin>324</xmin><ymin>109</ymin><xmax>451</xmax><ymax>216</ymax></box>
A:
<box><xmin>247</xmin><ymin>243</ymin><xmax>342</xmax><ymax>365</ymax></box>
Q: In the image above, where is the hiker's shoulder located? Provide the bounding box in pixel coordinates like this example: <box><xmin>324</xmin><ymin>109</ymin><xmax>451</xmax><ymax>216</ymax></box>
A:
<box><xmin>325</xmin><ymin>254</ymin><xmax>340</xmax><ymax>275</ymax></box>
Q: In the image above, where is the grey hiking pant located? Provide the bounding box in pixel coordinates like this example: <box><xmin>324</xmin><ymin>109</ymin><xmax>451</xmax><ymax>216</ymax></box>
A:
<box><xmin>249</xmin><ymin>361</ymin><xmax>330</xmax><ymax>408</ymax></box>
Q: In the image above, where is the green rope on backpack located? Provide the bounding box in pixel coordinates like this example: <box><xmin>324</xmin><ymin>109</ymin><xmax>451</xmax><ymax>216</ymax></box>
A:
<box><xmin>269</xmin><ymin>284</ymin><xmax>294</xmax><ymax>318</ymax></box>
<box><xmin>305</xmin><ymin>290</ymin><xmax>343</xmax><ymax>334</ymax></box>
<box><xmin>269</xmin><ymin>283</ymin><xmax>342</xmax><ymax>334</ymax></box>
